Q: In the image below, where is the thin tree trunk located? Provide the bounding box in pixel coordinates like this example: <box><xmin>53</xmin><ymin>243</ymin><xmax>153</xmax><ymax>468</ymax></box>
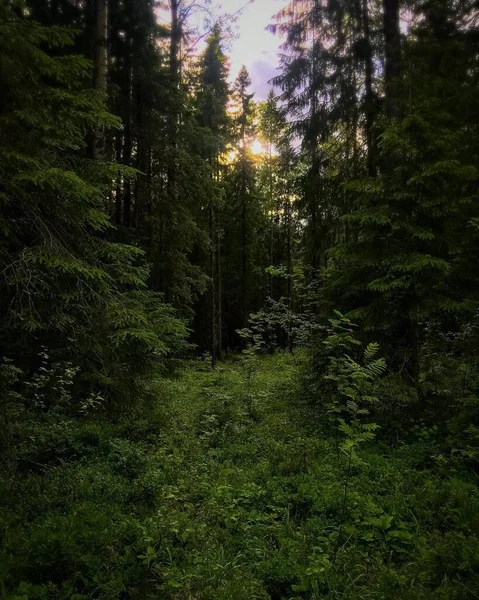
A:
<box><xmin>309</xmin><ymin>0</ymin><xmax>320</xmax><ymax>277</ymax></box>
<box><xmin>217</xmin><ymin>229</ymin><xmax>223</xmax><ymax>360</ymax></box>
<box><xmin>286</xmin><ymin>192</ymin><xmax>293</xmax><ymax>351</ymax></box>
<box><xmin>122</xmin><ymin>106</ymin><xmax>132</xmax><ymax>226</ymax></box>
<box><xmin>115</xmin><ymin>132</ymin><xmax>123</xmax><ymax>225</ymax></box>
<box><xmin>269</xmin><ymin>141</ymin><xmax>274</xmax><ymax>298</ymax></box>
<box><xmin>209</xmin><ymin>204</ymin><xmax>217</xmax><ymax>368</ymax></box>
<box><xmin>133</xmin><ymin>11</ymin><xmax>148</xmax><ymax>231</ymax></box>
<box><xmin>361</xmin><ymin>0</ymin><xmax>377</xmax><ymax>175</ymax></box>
<box><xmin>167</xmin><ymin>0</ymin><xmax>180</xmax><ymax>198</ymax></box>
<box><xmin>122</xmin><ymin>0</ymin><xmax>133</xmax><ymax>226</ymax></box>
<box><xmin>109</xmin><ymin>0</ymin><xmax>123</xmax><ymax>223</ymax></box>
<box><xmin>241</xmin><ymin>116</ymin><xmax>247</xmax><ymax>326</ymax></box>
<box><xmin>92</xmin><ymin>0</ymin><xmax>107</xmax><ymax>160</ymax></box>
<box><xmin>241</xmin><ymin>194</ymin><xmax>247</xmax><ymax>326</ymax></box>
<box><xmin>383</xmin><ymin>0</ymin><xmax>401</xmax><ymax>118</ymax></box>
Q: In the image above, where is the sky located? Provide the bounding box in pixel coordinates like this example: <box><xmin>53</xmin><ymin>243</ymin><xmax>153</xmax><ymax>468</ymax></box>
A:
<box><xmin>217</xmin><ymin>0</ymin><xmax>289</xmax><ymax>99</ymax></box>
<box><xmin>158</xmin><ymin>1</ymin><xmax>289</xmax><ymax>100</ymax></box>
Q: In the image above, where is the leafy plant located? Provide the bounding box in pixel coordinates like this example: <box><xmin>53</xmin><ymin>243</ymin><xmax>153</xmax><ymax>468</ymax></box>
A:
<box><xmin>317</xmin><ymin>313</ymin><xmax>387</xmax><ymax>558</ymax></box>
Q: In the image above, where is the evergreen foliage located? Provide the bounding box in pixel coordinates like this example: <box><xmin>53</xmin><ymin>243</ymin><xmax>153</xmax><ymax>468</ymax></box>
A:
<box><xmin>0</xmin><ymin>4</ymin><xmax>187</xmax><ymax>406</ymax></box>
<box><xmin>1</xmin><ymin>0</ymin><xmax>479</xmax><ymax>597</ymax></box>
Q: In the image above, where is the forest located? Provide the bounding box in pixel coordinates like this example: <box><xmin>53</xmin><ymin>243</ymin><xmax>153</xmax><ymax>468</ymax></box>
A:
<box><xmin>1</xmin><ymin>0</ymin><xmax>479</xmax><ymax>598</ymax></box>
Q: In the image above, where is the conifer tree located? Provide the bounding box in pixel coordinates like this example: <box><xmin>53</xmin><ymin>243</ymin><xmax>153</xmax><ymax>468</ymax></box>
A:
<box><xmin>194</xmin><ymin>25</ymin><xmax>230</xmax><ymax>362</ymax></box>
<box><xmin>270</xmin><ymin>0</ymin><xmax>372</xmax><ymax>276</ymax></box>
<box><xmin>0</xmin><ymin>3</ymin><xmax>188</xmax><ymax>401</ymax></box>
<box><xmin>257</xmin><ymin>90</ymin><xmax>288</xmax><ymax>299</ymax></box>
<box><xmin>222</xmin><ymin>67</ymin><xmax>267</xmax><ymax>342</ymax></box>
<box><xmin>324</xmin><ymin>0</ymin><xmax>479</xmax><ymax>383</ymax></box>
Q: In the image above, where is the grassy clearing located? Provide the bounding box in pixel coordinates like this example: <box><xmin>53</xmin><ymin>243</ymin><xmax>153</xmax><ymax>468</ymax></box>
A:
<box><xmin>1</xmin><ymin>353</ymin><xmax>479</xmax><ymax>599</ymax></box>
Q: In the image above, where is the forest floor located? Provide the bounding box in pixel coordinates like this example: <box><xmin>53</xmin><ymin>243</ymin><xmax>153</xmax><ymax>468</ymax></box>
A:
<box><xmin>2</xmin><ymin>353</ymin><xmax>479</xmax><ymax>599</ymax></box>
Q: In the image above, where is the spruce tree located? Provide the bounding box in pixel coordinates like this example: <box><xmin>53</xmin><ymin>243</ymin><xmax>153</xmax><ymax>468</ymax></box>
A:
<box><xmin>324</xmin><ymin>0</ymin><xmax>479</xmax><ymax>383</ymax></box>
<box><xmin>222</xmin><ymin>67</ymin><xmax>267</xmax><ymax>342</ymax></box>
<box><xmin>0</xmin><ymin>4</ymin><xmax>188</xmax><ymax>402</ymax></box>
<box><xmin>257</xmin><ymin>90</ymin><xmax>288</xmax><ymax>300</ymax></box>
<box><xmin>194</xmin><ymin>24</ymin><xmax>230</xmax><ymax>362</ymax></box>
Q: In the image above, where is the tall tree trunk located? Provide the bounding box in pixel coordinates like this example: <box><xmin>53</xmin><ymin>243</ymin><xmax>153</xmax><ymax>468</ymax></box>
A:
<box><xmin>361</xmin><ymin>0</ymin><xmax>377</xmax><ymax>174</ymax></box>
<box><xmin>134</xmin><ymin>81</ymin><xmax>149</xmax><ymax>230</ymax></box>
<box><xmin>109</xmin><ymin>0</ymin><xmax>123</xmax><ymax>223</ymax></box>
<box><xmin>122</xmin><ymin>94</ymin><xmax>132</xmax><ymax>226</ymax></box>
<box><xmin>209</xmin><ymin>204</ymin><xmax>217</xmax><ymax>368</ymax></box>
<box><xmin>122</xmin><ymin>1</ymin><xmax>133</xmax><ymax>227</ymax></box>
<box><xmin>115</xmin><ymin>132</ymin><xmax>123</xmax><ymax>225</ymax></box>
<box><xmin>269</xmin><ymin>141</ymin><xmax>274</xmax><ymax>299</ymax></box>
<box><xmin>169</xmin><ymin>0</ymin><xmax>180</xmax><ymax>99</ymax></box>
<box><xmin>92</xmin><ymin>0</ymin><xmax>107</xmax><ymax>160</ymax></box>
<box><xmin>286</xmin><ymin>191</ymin><xmax>293</xmax><ymax>351</ymax></box>
<box><xmin>215</xmin><ymin>155</ymin><xmax>223</xmax><ymax>360</ymax></box>
<box><xmin>133</xmin><ymin>8</ymin><xmax>148</xmax><ymax>231</ymax></box>
<box><xmin>309</xmin><ymin>0</ymin><xmax>320</xmax><ymax>277</ymax></box>
<box><xmin>383</xmin><ymin>0</ymin><xmax>401</xmax><ymax>118</ymax></box>
<box><xmin>241</xmin><ymin>193</ymin><xmax>247</xmax><ymax>327</ymax></box>
<box><xmin>167</xmin><ymin>0</ymin><xmax>180</xmax><ymax>199</ymax></box>
<box><xmin>240</xmin><ymin>116</ymin><xmax>247</xmax><ymax>327</ymax></box>
<box><xmin>217</xmin><ymin>229</ymin><xmax>223</xmax><ymax>360</ymax></box>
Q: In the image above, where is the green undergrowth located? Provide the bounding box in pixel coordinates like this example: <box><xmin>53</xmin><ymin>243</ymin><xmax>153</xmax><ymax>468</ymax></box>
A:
<box><xmin>1</xmin><ymin>353</ymin><xmax>479</xmax><ymax>599</ymax></box>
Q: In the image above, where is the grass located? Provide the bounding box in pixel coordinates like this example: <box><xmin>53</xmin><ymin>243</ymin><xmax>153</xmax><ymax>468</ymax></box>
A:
<box><xmin>1</xmin><ymin>352</ymin><xmax>479</xmax><ymax>599</ymax></box>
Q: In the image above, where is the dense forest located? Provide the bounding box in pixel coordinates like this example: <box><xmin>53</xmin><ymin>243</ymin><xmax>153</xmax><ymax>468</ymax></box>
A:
<box><xmin>1</xmin><ymin>0</ymin><xmax>479</xmax><ymax>598</ymax></box>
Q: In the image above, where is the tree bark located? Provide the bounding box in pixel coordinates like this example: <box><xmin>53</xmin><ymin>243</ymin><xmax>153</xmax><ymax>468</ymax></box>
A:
<box><xmin>361</xmin><ymin>0</ymin><xmax>377</xmax><ymax>174</ymax></box>
<box><xmin>217</xmin><ymin>229</ymin><xmax>223</xmax><ymax>360</ymax></box>
<box><xmin>269</xmin><ymin>140</ymin><xmax>274</xmax><ymax>299</ymax></box>
<box><xmin>167</xmin><ymin>0</ymin><xmax>181</xmax><ymax>199</ymax></box>
<box><xmin>209</xmin><ymin>204</ymin><xmax>217</xmax><ymax>368</ymax></box>
<box><xmin>309</xmin><ymin>0</ymin><xmax>320</xmax><ymax>277</ymax></box>
<box><xmin>92</xmin><ymin>0</ymin><xmax>108</xmax><ymax>160</ymax></box>
<box><xmin>383</xmin><ymin>0</ymin><xmax>401</xmax><ymax>118</ymax></box>
<box><xmin>120</xmin><ymin>0</ymin><xmax>134</xmax><ymax>226</ymax></box>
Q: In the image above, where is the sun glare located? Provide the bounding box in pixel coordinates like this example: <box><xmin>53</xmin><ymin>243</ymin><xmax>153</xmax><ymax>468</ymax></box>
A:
<box><xmin>223</xmin><ymin>139</ymin><xmax>279</xmax><ymax>165</ymax></box>
<box><xmin>250</xmin><ymin>139</ymin><xmax>266</xmax><ymax>156</ymax></box>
